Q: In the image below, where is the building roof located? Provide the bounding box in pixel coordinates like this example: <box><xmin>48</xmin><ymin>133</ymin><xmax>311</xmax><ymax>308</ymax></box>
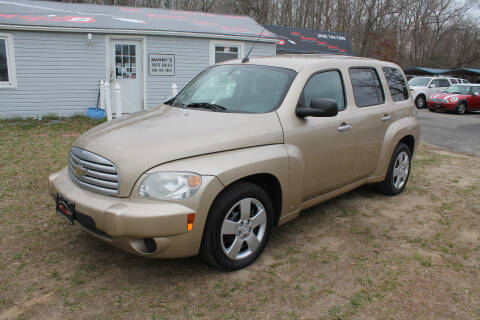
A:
<box><xmin>447</xmin><ymin>68</ymin><xmax>480</xmax><ymax>76</ymax></box>
<box><xmin>404</xmin><ymin>67</ymin><xmax>450</xmax><ymax>75</ymax></box>
<box><xmin>263</xmin><ymin>25</ymin><xmax>354</xmax><ymax>55</ymax></box>
<box><xmin>0</xmin><ymin>0</ymin><xmax>276</xmax><ymax>41</ymax></box>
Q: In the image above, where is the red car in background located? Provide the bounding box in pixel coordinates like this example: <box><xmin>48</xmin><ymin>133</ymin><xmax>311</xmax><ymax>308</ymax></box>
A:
<box><xmin>427</xmin><ymin>84</ymin><xmax>480</xmax><ymax>114</ymax></box>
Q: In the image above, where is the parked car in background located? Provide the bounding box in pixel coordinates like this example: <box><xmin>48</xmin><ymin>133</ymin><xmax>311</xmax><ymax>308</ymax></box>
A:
<box><xmin>427</xmin><ymin>84</ymin><xmax>480</xmax><ymax>114</ymax></box>
<box><xmin>49</xmin><ymin>55</ymin><xmax>420</xmax><ymax>270</ymax></box>
<box><xmin>408</xmin><ymin>76</ymin><xmax>460</xmax><ymax>109</ymax></box>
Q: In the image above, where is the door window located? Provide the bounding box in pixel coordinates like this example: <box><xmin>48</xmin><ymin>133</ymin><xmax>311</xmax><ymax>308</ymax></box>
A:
<box><xmin>439</xmin><ymin>79</ymin><xmax>450</xmax><ymax>87</ymax></box>
<box><xmin>430</xmin><ymin>79</ymin><xmax>440</xmax><ymax>87</ymax></box>
<box><xmin>301</xmin><ymin>70</ymin><xmax>346</xmax><ymax>110</ymax></box>
<box><xmin>349</xmin><ymin>68</ymin><xmax>385</xmax><ymax>107</ymax></box>
<box><xmin>450</xmin><ymin>78</ymin><xmax>458</xmax><ymax>84</ymax></box>
<box><xmin>382</xmin><ymin>67</ymin><xmax>408</xmax><ymax>102</ymax></box>
<box><xmin>115</xmin><ymin>44</ymin><xmax>137</xmax><ymax>79</ymax></box>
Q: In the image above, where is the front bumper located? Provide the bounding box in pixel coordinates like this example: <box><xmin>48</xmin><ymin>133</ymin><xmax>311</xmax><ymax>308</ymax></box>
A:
<box><xmin>48</xmin><ymin>167</ymin><xmax>223</xmax><ymax>258</ymax></box>
<box><xmin>427</xmin><ymin>101</ymin><xmax>456</xmax><ymax>111</ymax></box>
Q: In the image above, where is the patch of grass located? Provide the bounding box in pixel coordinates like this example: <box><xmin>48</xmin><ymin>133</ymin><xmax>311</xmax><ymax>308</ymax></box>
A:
<box><xmin>415</xmin><ymin>254</ymin><xmax>432</xmax><ymax>267</ymax></box>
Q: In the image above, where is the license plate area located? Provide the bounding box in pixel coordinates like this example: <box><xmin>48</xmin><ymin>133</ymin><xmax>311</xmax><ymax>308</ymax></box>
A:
<box><xmin>56</xmin><ymin>194</ymin><xmax>75</xmax><ymax>224</ymax></box>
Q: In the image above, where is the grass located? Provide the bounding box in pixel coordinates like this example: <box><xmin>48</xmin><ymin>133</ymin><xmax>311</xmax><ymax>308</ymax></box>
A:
<box><xmin>0</xmin><ymin>117</ymin><xmax>479</xmax><ymax>319</ymax></box>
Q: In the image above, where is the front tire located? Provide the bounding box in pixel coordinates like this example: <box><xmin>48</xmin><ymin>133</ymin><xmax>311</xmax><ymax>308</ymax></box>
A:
<box><xmin>415</xmin><ymin>95</ymin><xmax>426</xmax><ymax>109</ymax></box>
<box><xmin>200</xmin><ymin>182</ymin><xmax>274</xmax><ymax>270</ymax></box>
<box><xmin>456</xmin><ymin>102</ymin><xmax>467</xmax><ymax>115</ymax></box>
<box><xmin>377</xmin><ymin>143</ymin><xmax>412</xmax><ymax>196</ymax></box>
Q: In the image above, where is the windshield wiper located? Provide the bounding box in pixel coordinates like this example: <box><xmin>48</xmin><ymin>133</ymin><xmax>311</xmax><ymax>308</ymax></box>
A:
<box><xmin>185</xmin><ymin>102</ymin><xmax>227</xmax><ymax>112</ymax></box>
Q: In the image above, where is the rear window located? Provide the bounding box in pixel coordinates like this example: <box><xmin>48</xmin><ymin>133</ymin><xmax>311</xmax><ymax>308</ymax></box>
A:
<box><xmin>382</xmin><ymin>67</ymin><xmax>408</xmax><ymax>102</ymax></box>
<box><xmin>349</xmin><ymin>68</ymin><xmax>385</xmax><ymax>107</ymax></box>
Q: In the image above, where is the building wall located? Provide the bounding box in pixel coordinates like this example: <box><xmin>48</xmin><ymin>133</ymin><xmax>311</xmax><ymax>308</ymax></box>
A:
<box><xmin>0</xmin><ymin>30</ymin><xmax>275</xmax><ymax>118</ymax></box>
<box><xmin>0</xmin><ymin>31</ymin><xmax>106</xmax><ymax>118</ymax></box>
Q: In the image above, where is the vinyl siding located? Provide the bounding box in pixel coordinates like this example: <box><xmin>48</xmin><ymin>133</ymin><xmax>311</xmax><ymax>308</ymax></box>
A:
<box><xmin>0</xmin><ymin>31</ymin><xmax>106</xmax><ymax>118</ymax></box>
<box><xmin>0</xmin><ymin>30</ymin><xmax>275</xmax><ymax>117</ymax></box>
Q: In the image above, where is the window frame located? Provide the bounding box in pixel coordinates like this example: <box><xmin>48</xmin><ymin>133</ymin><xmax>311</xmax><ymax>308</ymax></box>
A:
<box><xmin>0</xmin><ymin>32</ymin><xmax>16</xmax><ymax>89</ymax></box>
<box><xmin>296</xmin><ymin>68</ymin><xmax>348</xmax><ymax>112</ymax></box>
<box><xmin>348</xmin><ymin>66</ymin><xmax>385</xmax><ymax>108</ymax></box>
<box><xmin>209</xmin><ymin>40</ymin><xmax>244</xmax><ymax>65</ymax></box>
<box><xmin>382</xmin><ymin>66</ymin><xmax>409</xmax><ymax>102</ymax></box>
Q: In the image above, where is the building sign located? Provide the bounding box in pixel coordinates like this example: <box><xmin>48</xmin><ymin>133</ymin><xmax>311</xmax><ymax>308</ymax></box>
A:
<box><xmin>149</xmin><ymin>54</ymin><xmax>175</xmax><ymax>76</ymax></box>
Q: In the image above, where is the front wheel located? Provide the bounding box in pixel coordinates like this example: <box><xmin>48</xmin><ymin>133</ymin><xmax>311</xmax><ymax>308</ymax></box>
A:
<box><xmin>456</xmin><ymin>102</ymin><xmax>467</xmax><ymax>115</ymax></box>
<box><xmin>377</xmin><ymin>143</ymin><xmax>412</xmax><ymax>196</ymax></box>
<box><xmin>200</xmin><ymin>182</ymin><xmax>274</xmax><ymax>270</ymax></box>
<box><xmin>415</xmin><ymin>95</ymin><xmax>426</xmax><ymax>109</ymax></box>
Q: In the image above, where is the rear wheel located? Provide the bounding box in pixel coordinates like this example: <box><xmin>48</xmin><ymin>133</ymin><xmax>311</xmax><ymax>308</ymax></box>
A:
<box><xmin>200</xmin><ymin>182</ymin><xmax>274</xmax><ymax>270</ymax></box>
<box><xmin>377</xmin><ymin>143</ymin><xmax>412</xmax><ymax>196</ymax></box>
<box><xmin>415</xmin><ymin>95</ymin><xmax>426</xmax><ymax>109</ymax></box>
<box><xmin>456</xmin><ymin>102</ymin><xmax>467</xmax><ymax>115</ymax></box>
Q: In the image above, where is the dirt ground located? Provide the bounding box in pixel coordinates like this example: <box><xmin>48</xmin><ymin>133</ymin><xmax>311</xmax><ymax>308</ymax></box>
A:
<box><xmin>0</xmin><ymin>118</ymin><xmax>479</xmax><ymax>320</ymax></box>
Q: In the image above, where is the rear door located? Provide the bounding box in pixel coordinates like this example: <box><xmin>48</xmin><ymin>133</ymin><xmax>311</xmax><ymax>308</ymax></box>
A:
<box><xmin>348</xmin><ymin>67</ymin><xmax>390</xmax><ymax>180</ymax></box>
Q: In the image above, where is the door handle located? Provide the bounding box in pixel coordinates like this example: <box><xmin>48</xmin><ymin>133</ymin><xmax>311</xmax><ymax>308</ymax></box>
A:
<box><xmin>381</xmin><ymin>115</ymin><xmax>392</xmax><ymax>121</ymax></box>
<box><xmin>337</xmin><ymin>123</ymin><xmax>352</xmax><ymax>132</ymax></box>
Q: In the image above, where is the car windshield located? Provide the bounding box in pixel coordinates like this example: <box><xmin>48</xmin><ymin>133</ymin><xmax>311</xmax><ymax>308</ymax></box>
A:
<box><xmin>169</xmin><ymin>64</ymin><xmax>297</xmax><ymax>113</ymax></box>
<box><xmin>445</xmin><ymin>85</ymin><xmax>472</xmax><ymax>94</ymax></box>
<box><xmin>408</xmin><ymin>77</ymin><xmax>431</xmax><ymax>87</ymax></box>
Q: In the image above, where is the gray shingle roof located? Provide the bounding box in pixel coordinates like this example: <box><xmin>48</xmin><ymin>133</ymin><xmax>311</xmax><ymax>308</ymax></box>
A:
<box><xmin>0</xmin><ymin>0</ymin><xmax>276</xmax><ymax>41</ymax></box>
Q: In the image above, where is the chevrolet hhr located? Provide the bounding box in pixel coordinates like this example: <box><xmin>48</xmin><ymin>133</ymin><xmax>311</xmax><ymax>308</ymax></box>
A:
<box><xmin>49</xmin><ymin>55</ymin><xmax>420</xmax><ymax>270</ymax></box>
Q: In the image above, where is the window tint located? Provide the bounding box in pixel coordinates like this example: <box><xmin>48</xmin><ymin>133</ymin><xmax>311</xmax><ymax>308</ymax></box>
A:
<box><xmin>450</xmin><ymin>78</ymin><xmax>458</xmax><ymax>84</ymax></box>
<box><xmin>0</xmin><ymin>39</ymin><xmax>8</xmax><ymax>82</ymax></box>
<box><xmin>430</xmin><ymin>79</ymin><xmax>440</xmax><ymax>87</ymax></box>
<box><xmin>439</xmin><ymin>79</ymin><xmax>450</xmax><ymax>87</ymax></box>
<box><xmin>302</xmin><ymin>70</ymin><xmax>345</xmax><ymax>111</ymax></box>
<box><xmin>382</xmin><ymin>67</ymin><xmax>408</xmax><ymax>101</ymax></box>
<box><xmin>215</xmin><ymin>45</ymin><xmax>239</xmax><ymax>63</ymax></box>
<box><xmin>349</xmin><ymin>68</ymin><xmax>384</xmax><ymax>107</ymax></box>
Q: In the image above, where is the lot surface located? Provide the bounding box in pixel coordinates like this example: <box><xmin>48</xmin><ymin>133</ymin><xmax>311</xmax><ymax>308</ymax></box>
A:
<box><xmin>417</xmin><ymin>108</ymin><xmax>480</xmax><ymax>155</ymax></box>
<box><xmin>0</xmin><ymin>117</ymin><xmax>479</xmax><ymax>320</ymax></box>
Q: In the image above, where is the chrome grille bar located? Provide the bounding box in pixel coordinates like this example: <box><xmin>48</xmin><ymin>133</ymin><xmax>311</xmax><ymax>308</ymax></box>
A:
<box><xmin>68</xmin><ymin>147</ymin><xmax>119</xmax><ymax>196</ymax></box>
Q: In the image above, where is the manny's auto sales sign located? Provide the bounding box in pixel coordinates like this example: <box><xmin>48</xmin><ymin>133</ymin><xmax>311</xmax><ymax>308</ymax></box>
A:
<box><xmin>149</xmin><ymin>54</ymin><xmax>175</xmax><ymax>76</ymax></box>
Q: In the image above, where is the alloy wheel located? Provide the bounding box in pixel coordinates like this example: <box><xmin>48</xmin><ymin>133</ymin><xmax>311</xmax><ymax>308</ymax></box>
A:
<box><xmin>392</xmin><ymin>151</ymin><xmax>409</xmax><ymax>190</ymax></box>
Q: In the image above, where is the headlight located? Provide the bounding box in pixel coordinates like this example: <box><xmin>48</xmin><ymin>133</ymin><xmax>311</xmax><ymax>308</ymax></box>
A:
<box><xmin>138</xmin><ymin>171</ymin><xmax>201</xmax><ymax>199</ymax></box>
<box><xmin>449</xmin><ymin>96</ymin><xmax>459</xmax><ymax>103</ymax></box>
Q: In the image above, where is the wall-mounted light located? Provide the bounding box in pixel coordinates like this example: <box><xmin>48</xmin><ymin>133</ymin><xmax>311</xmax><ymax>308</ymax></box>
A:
<box><xmin>87</xmin><ymin>33</ymin><xmax>93</xmax><ymax>47</ymax></box>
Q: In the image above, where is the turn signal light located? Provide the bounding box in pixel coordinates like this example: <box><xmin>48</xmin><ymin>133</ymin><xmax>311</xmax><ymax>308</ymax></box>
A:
<box><xmin>187</xmin><ymin>214</ymin><xmax>195</xmax><ymax>231</ymax></box>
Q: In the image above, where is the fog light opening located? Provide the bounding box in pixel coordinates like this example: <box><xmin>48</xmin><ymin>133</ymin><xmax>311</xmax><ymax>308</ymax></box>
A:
<box><xmin>143</xmin><ymin>238</ymin><xmax>157</xmax><ymax>253</ymax></box>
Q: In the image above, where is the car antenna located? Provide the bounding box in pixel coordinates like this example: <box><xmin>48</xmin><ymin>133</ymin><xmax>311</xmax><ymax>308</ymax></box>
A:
<box><xmin>242</xmin><ymin>29</ymin><xmax>265</xmax><ymax>63</ymax></box>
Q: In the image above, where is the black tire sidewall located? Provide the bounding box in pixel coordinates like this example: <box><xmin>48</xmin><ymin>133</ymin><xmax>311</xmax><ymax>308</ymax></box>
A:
<box><xmin>385</xmin><ymin>143</ymin><xmax>412</xmax><ymax>195</ymax></box>
<box><xmin>456</xmin><ymin>102</ymin><xmax>466</xmax><ymax>115</ymax></box>
<box><xmin>415</xmin><ymin>95</ymin><xmax>425</xmax><ymax>109</ymax></box>
<box><xmin>201</xmin><ymin>182</ymin><xmax>274</xmax><ymax>270</ymax></box>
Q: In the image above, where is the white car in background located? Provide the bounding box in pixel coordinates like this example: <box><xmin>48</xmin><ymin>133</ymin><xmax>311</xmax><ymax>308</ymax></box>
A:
<box><xmin>408</xmin><ymin>76</ymin><xmax>463</xmax><ymax>108</ymax></box>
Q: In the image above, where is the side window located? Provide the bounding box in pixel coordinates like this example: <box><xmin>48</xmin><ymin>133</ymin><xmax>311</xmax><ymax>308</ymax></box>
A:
<box><xmin>349</xmin><ymin>68</ymin><xmax>385</xmax><ymax>107</ymax></box>
<box><xmin>382</xmin><ymin>67</ymin><xmax>408</xmax><ymax>102</ymax></box>
<box><xmin>439</xmin><ymin>79</ymin><xmax>450</xmax><ymax>87</ymax></box>
<box><xmin>0</xmin><ymin>33</ymin><xmax>16</xmax><ymax>88</ymax></box>
<box><xmin>450</xmin><ymin>79</ymin><xmax>458</xmax><ymax>84</ymax></box>
<box><xmin>474</xmin><ymin>87</ymin><xmax>480</xmax><ymax>94</ymax></box>
<box><xmin>430</xmin><ymin>79</ymin><xmax>440</xmax><ymax>87</ymax></box>
<box><xmin>302</xmin><ymin>70</ymin><xmax>345</xmax><ymax>110</ymax></box>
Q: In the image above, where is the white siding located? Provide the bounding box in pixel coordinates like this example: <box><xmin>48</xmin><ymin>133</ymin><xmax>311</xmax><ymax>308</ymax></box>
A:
<box><xmin>0</xmin><ymin>30</ymin><xmax>275</xmax><ymax>117</ymax></box>
<box><xmin>0</xmin><ymin>31</ymin><xmax>106</xmax><ymax>118</ymax></box>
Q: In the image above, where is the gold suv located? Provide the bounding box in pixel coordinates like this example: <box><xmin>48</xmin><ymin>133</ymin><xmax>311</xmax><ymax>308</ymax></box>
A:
<box><xmin>49</xmin><ymin>55</ymin><xmax>420</xmax><ymax>270</ymax></box>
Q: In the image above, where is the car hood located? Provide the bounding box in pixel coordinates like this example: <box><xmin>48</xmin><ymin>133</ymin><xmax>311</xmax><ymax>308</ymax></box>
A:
<box><xmin>430</xmin><ymin>93</ymin><xmax>464</xmax><ymax>100</ymax></box>
<box><xmin>73</xmin><ymin>105</ymin><xmax>284</xmax><ymax>196</ymax></box>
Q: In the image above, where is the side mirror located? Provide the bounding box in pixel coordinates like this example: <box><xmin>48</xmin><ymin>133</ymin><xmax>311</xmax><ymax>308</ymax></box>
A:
<box><xmin>296</xmin><ymin>98</ymin><xmax>338</xmax><ymax>118</ymax></box>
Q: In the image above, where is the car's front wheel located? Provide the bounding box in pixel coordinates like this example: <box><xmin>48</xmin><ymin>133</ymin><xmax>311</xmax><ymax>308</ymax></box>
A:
<box><xmin>415</xmin><ymin>95</ymin><xmax>426</xmax><ymax>109</ymax></box>
<box><xmin>200</xmin><ymin>182</ymin><xmax>273</xmax><ymax>270</ymax></box>
<box><xmin>456</xmin><ymin>102</ymin><xmax>467</xmax><ymax>115</ymax></box>
<box><xmin>377</xmin><ymin>142</ymin><xmax>412</xmax><ymax>196</ymax></box>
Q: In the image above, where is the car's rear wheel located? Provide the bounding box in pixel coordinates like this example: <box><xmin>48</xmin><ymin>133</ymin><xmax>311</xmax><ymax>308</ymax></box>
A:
<box><xmin>456</xmin><ymin>102</ymin><xmax>467</xmax><ymax>115</ymax></box>
<box><xmin>415</xmin><ymin>95</ymin><xmax>426</xmax><ymax>109</ymax></box>
<box><xmin>377</xmin><ymin>142</ymin><xmax>412</xmax><ymax>196</ymax></box>
<box><xmin>200</xmin><ymin>182</ymin><xmax>273</xmax><ymax>270</ymax></box>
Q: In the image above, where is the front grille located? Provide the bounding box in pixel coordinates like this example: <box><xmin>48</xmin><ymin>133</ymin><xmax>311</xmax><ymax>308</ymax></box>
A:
<box><xmin>68</xmin><ymin>147</ymin><xmax>119</xmax><ymax>196</ymax></box>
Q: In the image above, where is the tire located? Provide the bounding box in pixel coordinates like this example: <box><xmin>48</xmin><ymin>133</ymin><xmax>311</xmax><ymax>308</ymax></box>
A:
<box><xmin>456</xmin><ymin>102</ymin><xmax>467</xmax><ymax>115</ymax></box>
<box><xmin>377</xmin><ymin>142</ymin><xmax>412</xmax><ymax>196</ymax></box>
<box><xmin>415</xmin><ymin>95</ymin><xmax>426</xmax><ymax>109</ymax></box>
<box><xmin>200</xmin><ymin>182</ymin><xmax>274</xmax><ymax>270</ymax></box>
